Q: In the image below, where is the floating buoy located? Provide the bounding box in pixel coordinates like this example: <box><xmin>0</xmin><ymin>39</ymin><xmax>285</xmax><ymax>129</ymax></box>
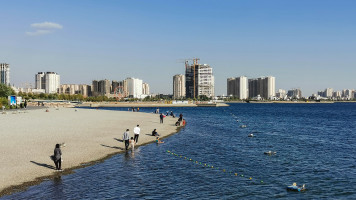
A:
<box><xmin>166</xmin><ymin>150</ymin><xmax>264</xmax><ymax>184</ymax></box>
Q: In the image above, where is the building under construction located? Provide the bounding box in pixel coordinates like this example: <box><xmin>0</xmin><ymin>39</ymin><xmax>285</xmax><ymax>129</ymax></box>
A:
<box><xmin>185</xmin><ymin>59</ymin><xmax>215</xmax><ymax>99</ymax></box>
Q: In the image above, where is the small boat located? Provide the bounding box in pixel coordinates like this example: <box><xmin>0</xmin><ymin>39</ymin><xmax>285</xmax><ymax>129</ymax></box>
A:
<box><xmin>248</xmin><ymin>133</ymin><xmax>254</xmax><ymax>137</ymax></box>
<box><xmin>240</xmin><ymin>125</ymin><xmax>247</xmax><ymax>128</ymax></box>
<box><xmin>264</xmin><ymin>151</ymin><xmax>276</xmax><ymax>155</ymax></box>
<box><xmin>286</xmin><ymin>183</ymin><xmax>306</xmax><ymax>191</ymax></box>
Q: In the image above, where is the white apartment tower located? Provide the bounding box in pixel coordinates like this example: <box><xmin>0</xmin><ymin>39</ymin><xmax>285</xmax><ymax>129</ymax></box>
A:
<box><xmin>325</xmin><ymin>88</ymin><xmax>333</xmax><ymax>98</ymax></box>
<box><xmin>173</xmin><ymin>74</ymin><xmax>186</xmax><ymax>99</ymax></box>
<box><xmin>35</xmin><ymin>72</ymin><xmax>60</xmax><ymax>94</ymax></box>
<box><xmin>267</xmin><ymin>76</ymin><xmax>276</xmax><ymax>99</ymax></box>
<box><xmin>142</xmin><ymin>83</ymin><xmax>150</xmax><ymax>95</ymax></box>
<box><xmin>125</xmin><ymin>77</ymin><xmax>143</xmax><ymax>98</ymax></box>
<box><xmin>227</xmin><ymin>76</ymin><xmax>248</xmax><ymax>99</ymax></box>
<box><xmin>185</xmin><ymin>62</ymin><xmax>215</xmax><ymax>98</ymax></box>
<box><xmin>248</xmin><ymin>76</ymin><xmax>276</xmax><ymax>99</ymax></box>
<box><xmin>197</xmin><ymin>65</ymin><xmax>215</xmax><ymax>97</ymax></box>
<box><xmin>0</xmin><ymin>63</ymin><xmax>10</xmax><ymax>85</ymax></box>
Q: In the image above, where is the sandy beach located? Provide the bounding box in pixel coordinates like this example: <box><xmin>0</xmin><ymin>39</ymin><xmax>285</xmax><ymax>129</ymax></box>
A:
<box><xmin>0</xmin><ymin>108</ymin><xmax>179</xmax><ymax>196</ymax></box>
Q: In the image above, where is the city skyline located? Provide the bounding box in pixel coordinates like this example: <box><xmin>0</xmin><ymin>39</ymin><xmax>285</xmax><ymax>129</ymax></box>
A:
<box><xmin>1</xmin><ymin>1</ymin><xmax>355</xmax><ymax>96</ymax></box>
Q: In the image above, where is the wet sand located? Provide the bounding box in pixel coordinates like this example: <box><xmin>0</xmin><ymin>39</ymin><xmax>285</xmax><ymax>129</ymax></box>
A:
<box><xmin>0</xmin><ymin>108</ymin><xmax>178</xmax><ymax>196</ymax></box>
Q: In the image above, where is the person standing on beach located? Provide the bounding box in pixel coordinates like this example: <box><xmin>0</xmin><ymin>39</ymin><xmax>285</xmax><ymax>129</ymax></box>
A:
<box><xmin>133</xmin><ymin>125</ymin><xmax>140</xmax><ymax>143</ymax></box>
<box><xmin>123</xmin><ymin>129</ymin><xmax>130</xmax><ymax>150</ymax></box>
<box><xmin>160</xmin><ymin>113</ymin><xmax>164</xmax><ymax>123</ymax></box>
<box><xmin>53</xmin><ymin>144</ymin><xmax>62</xmax><ymax>171</ymax></box>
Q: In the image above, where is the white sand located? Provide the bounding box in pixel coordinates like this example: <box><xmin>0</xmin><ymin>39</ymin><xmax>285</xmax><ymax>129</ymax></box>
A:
<box><xmin>0</xmin><ymin>108</ymin><xmax>178</xmax><ymax>193</ymax></box>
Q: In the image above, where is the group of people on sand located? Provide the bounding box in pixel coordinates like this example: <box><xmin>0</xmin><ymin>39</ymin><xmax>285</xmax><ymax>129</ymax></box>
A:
<box><xmin>122</xmin><ymin>124</ymin><xmax>164</xmax><ymax>151</ymax></box>
<box><xmin>157</xmin><ymin>109</ymin><xmax>185</xmax><ymax>126</ymax></box>
<box><xmin>51</xmin><ymin>111</ymin><xmax>183</xmax><ymax>171</ymax></box>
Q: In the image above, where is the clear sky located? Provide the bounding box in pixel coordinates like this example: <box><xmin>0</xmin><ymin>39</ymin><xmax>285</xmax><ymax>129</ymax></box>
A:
<box><xmin>1</xmin><ymin>0</ymin><xmax>355</xmax><ymax>96</ymax></box>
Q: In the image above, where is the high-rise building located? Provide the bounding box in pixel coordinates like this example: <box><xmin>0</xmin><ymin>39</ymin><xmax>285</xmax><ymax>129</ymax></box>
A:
<box><xmin>0</xmin><ymin>63</ymin><xmax>10</xmax><ymax>85</ymax></box>
<box><xmin>111</xmin><ymin>80</ymin><xmax>125</xmax><ymax>95</ymax></box>
<box><xmin>333</xmin><ymin>91</ymin><xmax>342</xmax><ymax>98</ymax></box>
<box><xmin>287</xmin><ymin>88</ymin><xmax>302</xmax><ymax>99</ymax></box>
<box><xmin>59</xmin><ymin>84</ymin><xmax>90</xmax><ymax>97</ymax></box>
<box><xmin>185</xmin><ymin>62</ymin><xmax>214</xmax><ymax>98</ymax></box>
<box><xmin>35</xmin><ymin>72</ymin><xmax>60</xmax><ymax>94</ymax></box>
<box><xmin>266</xmin><ymin>76</ymin><xmax>276</xmax><ymax>99</ymax></box>
<box><xmin>45</xmin><ymin>72</ymin><xmax>60</xmax><ymax>94</ymax></box>
<box><xmin>125</xmin><ymin>77</ymin><xmax>143</xmax><ymax>98</ymax></box>
<box><xmin>276</xmin><ymin>89</ymin><xmax>287</xmax><ymax>99</ymax></box>
<box><xmin>342</xmin><ymin>89</ymin><xmax>354</xmax><ymax>99</ymax></box>
<box><xmin>142</xmin><ymin>83</ymin><xmax>150</xmax><ymax>95</ymax></box>
<box><xmin>248</xmin><ymin>76</ymin><xmax>275</xmax><ymax>99</ymax></box>
<box><xmin>325</xmin><ymin>88</ymin><xmax>333</xmax><ymax>98</ymax></box>
<box><xmin>92</xmin><ymin>79</ymin><xmax>110</xmax><ymax>96</ymax></box>
<box><xmin>226</xmin><ymin>76</ymin><xmax>248</xmax><ymax>99</ymax></box>
<box><xmin>173</xmin><ymin>74</ymin><xmax>186</xmax><ymax>99</ymax></box>
<box><xmin>99</xmin><ymin>79</ymin><xmax>111</xmax><ymax>95</ymax></box>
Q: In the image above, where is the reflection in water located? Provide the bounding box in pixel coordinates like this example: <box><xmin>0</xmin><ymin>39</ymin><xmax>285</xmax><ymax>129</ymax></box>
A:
<box><xmin>52</xmin><ymin>175</ymin><xmax>63</xmax><ymax>199</ymax></box>
<box><xmin>53</xmin><ymin>175</ymin><xmax>62</xmax><ymax>185</ymax></box>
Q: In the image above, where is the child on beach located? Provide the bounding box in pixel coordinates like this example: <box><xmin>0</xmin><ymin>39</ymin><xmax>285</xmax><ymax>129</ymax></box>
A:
<box><xmin>156</xmin><ymin>137</ymin><xmax>164</xmax><ymax>144</ymax></box>
<box><xmin>130</xmin><ymin>137</ymin><xmax>135</xmax><ymax>150</ymax></box>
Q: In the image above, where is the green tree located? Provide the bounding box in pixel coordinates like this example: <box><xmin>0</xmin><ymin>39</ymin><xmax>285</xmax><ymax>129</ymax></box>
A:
<box><xmin>0</xmin><ymin>84</ymin><xmax>15</xmax><ymax>97</ymax></box>
<box><xmin>198</xmin><ymin>95</ymin><xmax>209</xmax><ymax>101</ymax></box>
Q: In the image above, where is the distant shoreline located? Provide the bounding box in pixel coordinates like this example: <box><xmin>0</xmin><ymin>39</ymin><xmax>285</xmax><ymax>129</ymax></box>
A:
<box><xmin>75</xmin><ymin>102</ymin><xmax>229</xmax><ymax>108</ymax></box>
<box><xmin>226</xmin><ymin>101</ymin><xmax>356</xmax><ymax>104</ymax></box>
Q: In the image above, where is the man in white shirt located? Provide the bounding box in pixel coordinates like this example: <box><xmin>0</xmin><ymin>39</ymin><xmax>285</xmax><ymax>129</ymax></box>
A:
<box><xmin>133</xmin><ymin>125</ymin><xmax>140</xmax><ymax>143</ymax></box>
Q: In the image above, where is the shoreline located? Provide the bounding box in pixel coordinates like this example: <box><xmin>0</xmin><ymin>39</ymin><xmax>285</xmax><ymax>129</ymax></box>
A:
<box><xmin>0</xmin><ymin>108</ymin><xmax>181</xmax><ymax>198</ymax></box>
<box><xmin>75</xmin><ymin>102</ymin><xmax>229</xmax><ymax>108</ymax></box>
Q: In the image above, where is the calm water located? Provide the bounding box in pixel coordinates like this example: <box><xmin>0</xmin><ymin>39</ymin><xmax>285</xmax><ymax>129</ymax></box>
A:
<box><xmin>2</xmin><ymin>103</ymin><xmax>356</xmax><ymax>199</ymax></box>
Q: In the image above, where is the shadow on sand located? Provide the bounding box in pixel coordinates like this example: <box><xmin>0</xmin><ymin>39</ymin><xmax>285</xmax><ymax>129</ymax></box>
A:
<box><xmin>113</xmin><ymin>138</ymin><xmax>123</xmax><ymax>142</ymax></box>
<box><xmin>30</xmin><ymin>161</ymin><xmax>56</xmax><ymax>170</ymax></box>
<box><xmin>101</xmin><ymin>144</ymin><xmax>124</xmax><ymax>150</ymax></box>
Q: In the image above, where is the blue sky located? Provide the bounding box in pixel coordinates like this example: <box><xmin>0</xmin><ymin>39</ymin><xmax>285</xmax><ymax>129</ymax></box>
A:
<box><xmin>1</xmin><ymin>0</ymin><xmax>355</xmax><ymax>96</ymax></box>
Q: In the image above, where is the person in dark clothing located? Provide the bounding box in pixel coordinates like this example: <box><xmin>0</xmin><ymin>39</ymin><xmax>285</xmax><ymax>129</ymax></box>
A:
<box><xmin>24</xmin><ymin>100</ymin><xmax>27</xmax><ymax>109</ymax></box>
<box><xmin>178</xmin><ymin>113</ymin><xmax>183</xmax><ymax>122</ymax></box>
<box><xmin>54</xmin><ymin>144</ymin><xmax>62</xmax><ymax>171</ymax></box>
<box><xmin>123</xmin><ymin>129</ymin><xmax>130</xmax><ymax>150</ymax></box>
<box><xmin>152</xmin><ymin>129</ymin><xmax>159</xmax><ymax>136</ymax></box>
<box><xmin>170</xmin><ymin>111</ymin><xmax>175</xmax><ymax>118</ymax></box>
<box><xmin>160</xmin><ymin>113</ymin><xmax>164</xmax><ymax>123</ymax></box>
